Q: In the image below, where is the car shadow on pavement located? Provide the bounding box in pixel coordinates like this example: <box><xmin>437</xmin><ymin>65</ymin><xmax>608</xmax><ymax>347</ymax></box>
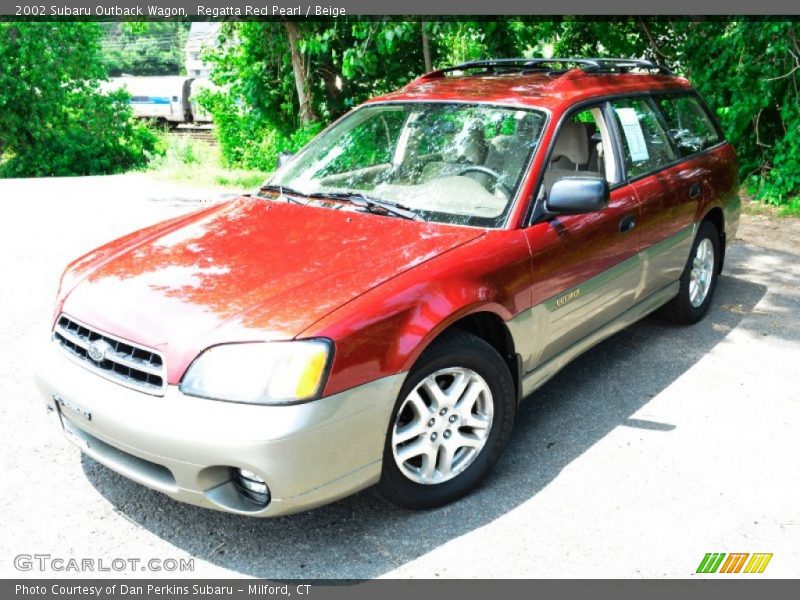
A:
<box><xmin>82</xmin><ymin>272</ymin><xmax>768</xmax><ymax>579</ymax></box>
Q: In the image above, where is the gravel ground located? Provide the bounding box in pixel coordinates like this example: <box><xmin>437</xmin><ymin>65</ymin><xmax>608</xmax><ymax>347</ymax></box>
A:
<box><xmin>0</xmin><ymin>174</ymin><xmax>797</xmax><ymax>579</ymax></box>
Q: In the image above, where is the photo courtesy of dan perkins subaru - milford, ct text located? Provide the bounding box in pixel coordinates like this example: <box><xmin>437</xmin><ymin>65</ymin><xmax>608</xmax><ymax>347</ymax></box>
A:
<box><xmin>15</xmin><ymin>584</ymin><xmax>311</xmax><ymax>597</ymax></box>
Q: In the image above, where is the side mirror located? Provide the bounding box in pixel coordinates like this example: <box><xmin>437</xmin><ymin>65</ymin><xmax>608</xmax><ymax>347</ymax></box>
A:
<box><xmin>277</xmin><ymin>151</ymin><xmax>294</xmax><ymax>168</ymax></box>
<box><xmin>545</xmin><ymin>177</ymin><xmax>609</xmax><ymax>215</ymax></box>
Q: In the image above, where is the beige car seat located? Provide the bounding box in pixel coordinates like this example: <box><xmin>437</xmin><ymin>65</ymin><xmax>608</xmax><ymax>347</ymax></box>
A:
<box><xmin>543</xmin><ymin>121</ymin><xmax>603</xmax><ymax>196</ymax></box>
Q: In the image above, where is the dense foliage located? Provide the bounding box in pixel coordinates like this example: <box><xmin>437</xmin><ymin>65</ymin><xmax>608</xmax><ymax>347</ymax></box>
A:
<box><xmin>100</xmin><ymin>22</ymin><xmax>190</xmax><ymax>77</ymax></box>
<box><xmin>0</xmin><ymin>22</ymin><xmax>159</xmax><ymax>177</ymax></box>
<box><xmin>202</xmin><ymin>18</ymin><xmax>799</xmax><ymax>206</ymax></box>
<box><xmin>201</xmin><ymin>20</ymin><xmax>525</xmax><ymax>170</ymax></box>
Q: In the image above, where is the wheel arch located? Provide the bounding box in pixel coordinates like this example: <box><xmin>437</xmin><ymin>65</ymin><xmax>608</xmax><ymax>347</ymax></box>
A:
<box><xmin>409</xmin><ymin>308</ymin><xmax>522</xmax><ymax>404</ymax></box>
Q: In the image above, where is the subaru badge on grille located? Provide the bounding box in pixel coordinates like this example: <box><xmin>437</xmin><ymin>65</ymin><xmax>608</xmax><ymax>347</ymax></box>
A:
<box><xmin>87</xmin><ymin>340</ymin><xmax>112</xmax><ymax>363</ymax></box>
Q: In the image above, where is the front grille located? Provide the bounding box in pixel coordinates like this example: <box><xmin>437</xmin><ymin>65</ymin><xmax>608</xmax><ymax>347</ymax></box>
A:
<box><xmin>53</xmin><ymin>314</ymin><xmax>167</xmax><ymax>395</ymax></box>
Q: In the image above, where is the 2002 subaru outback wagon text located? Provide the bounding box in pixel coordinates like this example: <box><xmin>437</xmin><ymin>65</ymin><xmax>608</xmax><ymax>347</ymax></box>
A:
<box><xmin>37</xmin><ymin>58</ymin><xmax>739</xmax><ymax>516</ymax></box>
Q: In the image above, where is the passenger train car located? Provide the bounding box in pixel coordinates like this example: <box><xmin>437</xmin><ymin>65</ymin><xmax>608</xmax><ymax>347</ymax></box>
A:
<box><xmin>101</xmin><ymin>76</ymin><xmax>215</xmax><ymax>125</ymax></box>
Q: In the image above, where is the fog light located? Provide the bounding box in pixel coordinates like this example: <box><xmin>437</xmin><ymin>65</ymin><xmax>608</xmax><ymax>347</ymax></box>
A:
<box><xmin>235</xmin><ymin>468</ymin><xmax>270</xmax><ymax>506</ymax></box>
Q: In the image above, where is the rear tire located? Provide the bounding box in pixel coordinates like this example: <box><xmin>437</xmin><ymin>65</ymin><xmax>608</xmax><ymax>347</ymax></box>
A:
<box><xmin>378</xmin><ymin>330</ymin><xmax>515</xmax><ymax>510</ymax></box>
<box><xmin>659</xmin><ymin>219</ymin><xmax>721</xmax><ymax>324</ymax></box>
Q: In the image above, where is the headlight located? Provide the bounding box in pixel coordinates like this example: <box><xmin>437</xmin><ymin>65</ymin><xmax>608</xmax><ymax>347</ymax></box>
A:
<box><xmin>180</xmin><ymin>340</ymin><xmax>332</xmax><ymax>405</ymax></box>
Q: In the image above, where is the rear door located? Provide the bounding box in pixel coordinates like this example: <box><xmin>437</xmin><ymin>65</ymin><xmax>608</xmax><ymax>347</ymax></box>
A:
<box><xmin>608</xmin><ymin>95</ymin><xmax>720</xmax><ymax>300</ymax></box>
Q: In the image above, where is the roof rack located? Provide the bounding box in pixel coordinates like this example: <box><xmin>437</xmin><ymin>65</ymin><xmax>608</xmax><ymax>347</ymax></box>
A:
<box><xmin>422</xmin><ymin>57</ymin><xmax>674</xmax><ymax>79</ymax></box>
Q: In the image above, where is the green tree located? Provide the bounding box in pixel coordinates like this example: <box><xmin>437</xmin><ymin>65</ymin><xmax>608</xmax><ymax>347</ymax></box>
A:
<box><xmin>198</xmin><ymin>22</ymin><xmax>300</xmax><ymax>170</ymax></box>
<box><xmin>100</xmin><ymin>22</ymin><xmax>190</xmax><ymax>77</ymax></box>
<box><xmin>0</xmin><ymin>22</ymin><xmax>159</xmax><ymax>177</ymax></box>
<box><xmin>676</xmin><ymin>20</ymin><xmax>800</xmax><ymax>205</ymax></box>
<box><xmin>201</xmin><ymin>20</ymin><xmax>529</xmax><ymax>171</ymax></box>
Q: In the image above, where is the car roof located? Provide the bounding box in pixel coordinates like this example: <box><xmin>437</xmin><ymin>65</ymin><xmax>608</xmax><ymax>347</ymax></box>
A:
<box><xmin>366</xmin><ymin>69</ymin><xmax>694</xmax><ymax>113</ymax></box>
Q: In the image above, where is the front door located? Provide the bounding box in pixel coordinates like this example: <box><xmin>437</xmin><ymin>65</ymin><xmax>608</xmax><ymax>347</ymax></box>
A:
<box><xmin>522</xmin><ymin>104</ymin><xmax>642</xmax><ymax>370</ymax></box>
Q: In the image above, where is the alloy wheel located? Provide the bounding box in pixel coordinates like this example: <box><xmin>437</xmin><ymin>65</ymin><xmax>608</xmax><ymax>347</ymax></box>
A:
<box><xmin>689</xmin><ymin>237</ymin><xmax>715</xmax><ymax>307</ymax></box>
<box><xmin>391</xmin><ymin>367</ymin><xmax>494</xmax><ymax>485</ymax></box>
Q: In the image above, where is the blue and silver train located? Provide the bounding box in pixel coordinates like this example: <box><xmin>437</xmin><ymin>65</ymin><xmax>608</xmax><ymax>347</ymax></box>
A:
<box><xmin>101</xmin><ymin>76</ymin><xmax>216</xmax><ymax>125</ymax></box>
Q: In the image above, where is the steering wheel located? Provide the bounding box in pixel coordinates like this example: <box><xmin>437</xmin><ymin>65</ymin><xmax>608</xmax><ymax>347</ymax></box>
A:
<box><xmin>457</xmin><ymin>165</ymin><xmax>512</xmax><ymax>198</ymax></box>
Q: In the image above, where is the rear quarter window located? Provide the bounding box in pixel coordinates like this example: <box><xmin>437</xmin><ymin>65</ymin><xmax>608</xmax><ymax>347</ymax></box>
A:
<box><xmin>652</xmin><ymin>94</ymin><xmax>722</xmax><ymax>157</ymax></box>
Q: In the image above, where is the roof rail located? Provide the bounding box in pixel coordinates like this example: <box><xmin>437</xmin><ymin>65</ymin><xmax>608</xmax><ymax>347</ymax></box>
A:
<box><xmin>421</xmin><ymin>57</ymin><xmax>674</xmax><ymax>79</ymax></box>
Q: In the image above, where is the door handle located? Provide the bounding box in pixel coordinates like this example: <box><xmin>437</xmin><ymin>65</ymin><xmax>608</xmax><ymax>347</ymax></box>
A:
<box><xmin>689</xmin><ymin>182</ymin><xmax>702</xmax><ymax>199</ymax></box>
<box><xmin>619</xmin><ymin>214</ymin><xmax>636</xmax><ymax>233</ymax></box>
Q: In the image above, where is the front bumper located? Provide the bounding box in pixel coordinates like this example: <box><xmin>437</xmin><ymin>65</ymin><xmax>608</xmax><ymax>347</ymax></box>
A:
<box><xmin>35</xmin><ymin>342</ymin><xmax>404</xmax><ymax>517</ymax></box>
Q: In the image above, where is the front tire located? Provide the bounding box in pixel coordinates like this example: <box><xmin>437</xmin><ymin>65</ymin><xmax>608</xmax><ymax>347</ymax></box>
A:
<box><xmin>378</xmin><ymin>330</ymin><xmax>515</xmax><ymax>510</ymax></box>
<box><xmin>660</xmin><ymin>219</ymin><xmax>721</xmax><ymax>324</ymax></box>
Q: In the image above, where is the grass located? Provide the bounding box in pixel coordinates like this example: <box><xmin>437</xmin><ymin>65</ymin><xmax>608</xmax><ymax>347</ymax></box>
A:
<box><xmin>777</xmin><ymin>199</ymin><xmax>800</xmax><ymax>217</ymax></box>
<box><xmin>145</xmin><ymin>135</ymin><xmax>268</xmax><ymax>191</ymax></box>
<box><xmin>740</xmin><ymin>190</ymin><xmax>800</xmax><ymax>218</ymax></box>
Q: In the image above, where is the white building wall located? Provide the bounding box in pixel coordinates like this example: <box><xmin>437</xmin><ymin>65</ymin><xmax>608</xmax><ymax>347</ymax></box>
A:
<box><xmin>185</xmin><ymin>22</ymin><xmax>221</xmax><ymax>78</ymax></box>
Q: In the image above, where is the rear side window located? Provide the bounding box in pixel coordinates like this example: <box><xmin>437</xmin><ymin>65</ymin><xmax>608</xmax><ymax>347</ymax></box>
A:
<box><xmin>610</xmin><ymin>98</ymin><xmax>676</xmax><ymax>179</ymax></box>
<box><xmin>652</xmin><ymin>94</ymin><xmax>722</xmax><ymax>157</ymax></box>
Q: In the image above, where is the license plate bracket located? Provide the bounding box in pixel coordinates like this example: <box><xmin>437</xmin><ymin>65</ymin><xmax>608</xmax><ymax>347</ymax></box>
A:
<box><xmin>53</xmin><ymin>393</ymin><xmax>92</xmax><ymax>421</ymax></box>
<box><xmin>53</xmin><ymin>394</ymin><xmax>92</xmax><ymax>451</ymax></box>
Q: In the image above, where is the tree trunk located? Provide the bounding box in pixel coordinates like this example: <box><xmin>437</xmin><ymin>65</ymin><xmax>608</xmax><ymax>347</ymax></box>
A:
<box><xmin>283</xmin><ymin>21</ymin><xmax>315</xmax><ymax>124</ymax></box>
<box><xmin>421</xmin><ymin>20</ymin><xmax>432</xmax><ymax>72</ymax></box>
<box><xmin>320</xmin><ymin>64</ymin><xmax>346</xmax><ymax>119</ymax></box>
<box><xmin>637</xmin><ymin>19</ymin><xmax>670</xmax><ymax>61</ymax></box>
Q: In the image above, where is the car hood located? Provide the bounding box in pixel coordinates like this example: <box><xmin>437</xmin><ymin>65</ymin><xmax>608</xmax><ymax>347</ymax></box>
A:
<box><xmin>61</xmin><ymin>198</ymin><xmax>484</xmax><ymax>383</ymax></box>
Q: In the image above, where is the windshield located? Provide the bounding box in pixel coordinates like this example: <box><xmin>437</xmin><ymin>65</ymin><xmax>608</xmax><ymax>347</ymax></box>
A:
<box><xmin>269</xmin><ymin>103</ymin><xmax>547</xmax><ymax>227</ymax></box>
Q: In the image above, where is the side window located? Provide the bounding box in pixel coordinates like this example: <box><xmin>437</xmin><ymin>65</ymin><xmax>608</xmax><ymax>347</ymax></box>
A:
<box><xmin>652</xmin><ymin>94</ymin><xmax>722</xmax><ymax>157</ymax></box>
<box><xmin>540</xmin><ymin>105</ymin><xmax>619</xmax><ymax>197</ymax></box>
<box><xmin>610</xmin><ymin>98</ymin><xmax>676</xmax><ymax>179</ymax></box>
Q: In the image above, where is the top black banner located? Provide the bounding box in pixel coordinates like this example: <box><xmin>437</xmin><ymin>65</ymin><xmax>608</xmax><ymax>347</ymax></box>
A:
<box><xmin>4</xmin><ymin>0</ymin><xmax>800</xmax><ymax>17</ymax></box>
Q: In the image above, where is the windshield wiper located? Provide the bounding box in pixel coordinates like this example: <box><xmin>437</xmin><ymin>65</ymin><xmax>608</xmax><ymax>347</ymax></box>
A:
<box><xmin>260</xmin><ymin>186</ymin><xmax>422</xmax><ymax>220</ymax></box>
<box><xmin>308</xmin><ymin>191</ymin><xmax>422</xmax><ymax>221</ymax></box>
<box><xmin>258</xmin><ymin>184</ymin><xmax>309</xmax><ymax>204</ymax></box>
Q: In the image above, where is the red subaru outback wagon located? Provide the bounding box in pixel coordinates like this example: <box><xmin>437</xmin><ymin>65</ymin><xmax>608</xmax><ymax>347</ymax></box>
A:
<box><xmin>37</xmin><ymin>58</ymin><xmax>739</xmax><ymax>516</ymax></box>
